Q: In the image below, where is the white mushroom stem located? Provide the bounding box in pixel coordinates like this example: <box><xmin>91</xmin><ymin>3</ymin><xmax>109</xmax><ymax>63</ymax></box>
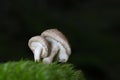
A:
<box><xmin>34</xmin><ymin>47</ymin><xmax>42</xmax><ymax>62</ymax></box>
<box><xmin>42</xmin><ymin>37</ymin><xmax>69</xmax><ymax>64</ymax></box>
<box><xmin>57</xmin><ymin>42</ymin><xmax>69</xmax><ymax>62</ymax></box>
<box><xmin>31</xmin><ymin>42</ymin><xmax>43</xmax><ymax>62</ymax></box>
<box><xmin>42</xmin><ymin>37</ymin><xmax>59</xmax><ymax>64</ymax></box>
<box><xmin>42</xmin><ymin>45</ymin><xmax>59</xmax><ymax>64</ymax></box>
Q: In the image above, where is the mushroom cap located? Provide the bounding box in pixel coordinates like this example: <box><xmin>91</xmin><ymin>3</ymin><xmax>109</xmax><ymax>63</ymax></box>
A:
<box><xmin>41</xmin><ymin>29</ymin><xmax>71</xmax><ymax>55</ymax></box>
<box><xmin>28</xmin><ymin>36</ymin><xmax>49</xmax><ymax>54</ymax></box>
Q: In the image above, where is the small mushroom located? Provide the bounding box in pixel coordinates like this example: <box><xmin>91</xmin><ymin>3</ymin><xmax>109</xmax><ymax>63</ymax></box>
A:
<box><xmin>41</xmin><ymin>29</ymin><xmax>71</xmax><ymax>64</ymax></box>
<box><xmin>28</xmin><ymin>36</ymin><xmax>49</xmax><ymax>62</ymax></box>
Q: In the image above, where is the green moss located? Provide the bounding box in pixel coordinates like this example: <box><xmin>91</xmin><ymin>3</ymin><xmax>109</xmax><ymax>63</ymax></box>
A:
<box><xmin>0</xmin><ymin>61</ymin><xmax>85</xmax><ymax>80</ymax></box>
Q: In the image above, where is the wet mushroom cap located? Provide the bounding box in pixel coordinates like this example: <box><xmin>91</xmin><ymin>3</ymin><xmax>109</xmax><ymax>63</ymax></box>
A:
<box><xmin>41</xmin><ymin>29</ymin><xmax>71</xmax><ymax>55</ymax></box>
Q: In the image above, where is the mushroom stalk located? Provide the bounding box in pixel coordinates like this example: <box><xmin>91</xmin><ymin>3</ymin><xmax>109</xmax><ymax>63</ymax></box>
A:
<box><xmin>34</xmin><ymin>47</ymin><xmax>42</xmax><ymax>62</ymax></box>
<box><xmin>57</xmin><ymin>42</ymin><xmax>69</xmax><ymax>62</ymax></box>
<box><xmin>43</xmin><ymin>37</ymin><xmax>59</xmax><ymax>64</ymax></box>
<box><xmin>31</xmin><ymin>42</ymin><xmax>43</xmax><ymax>62</ymax></box>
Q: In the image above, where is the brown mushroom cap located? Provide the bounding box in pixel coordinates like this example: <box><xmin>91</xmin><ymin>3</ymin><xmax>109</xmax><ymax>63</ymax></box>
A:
<box><xmin>28</xmin><ymin>36</ymin><xmax>49</xmax><ymax>53</ymax></box>
<box><xmin>41</xmin><ymin>29</ymin><xmax>71</xmax><ymax>55</ymax></box>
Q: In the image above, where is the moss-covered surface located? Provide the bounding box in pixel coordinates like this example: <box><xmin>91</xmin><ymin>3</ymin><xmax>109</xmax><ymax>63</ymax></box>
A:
<box><xmin>0</xmin><ymin>61</ymin><xmax>85</xmax><ymax>80</ymax></box>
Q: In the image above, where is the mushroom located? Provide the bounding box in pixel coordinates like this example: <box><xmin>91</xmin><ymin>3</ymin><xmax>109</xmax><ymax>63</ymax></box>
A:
<box><xmin>41</xmin><ymin>29</ymin><xmax>71</xmax><ymax>64</ymax></box>
<box><xmin>28</xmin><ymin>36</ymin><xmax>49</xmax><ymax>62</ymax></box>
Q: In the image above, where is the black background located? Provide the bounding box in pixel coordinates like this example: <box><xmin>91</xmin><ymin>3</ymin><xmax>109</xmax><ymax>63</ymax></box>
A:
<box><xmin>0</xmin><ymin>0</ymin><xmax>120</xmax><ymax>80</ymax></box>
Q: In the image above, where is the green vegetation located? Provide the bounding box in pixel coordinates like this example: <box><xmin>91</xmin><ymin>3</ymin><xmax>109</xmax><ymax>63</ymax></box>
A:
<box><xmin>0</xmin><ymin>61</ymin><xmax>85</xmax><ymax>80</ymax></box>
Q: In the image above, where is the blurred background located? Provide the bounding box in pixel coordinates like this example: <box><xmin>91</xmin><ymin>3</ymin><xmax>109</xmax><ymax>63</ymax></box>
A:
<box><xmin>0</xmin><ymin>0</ymin><xmax>120</xmax><ymax>80</ymax></box>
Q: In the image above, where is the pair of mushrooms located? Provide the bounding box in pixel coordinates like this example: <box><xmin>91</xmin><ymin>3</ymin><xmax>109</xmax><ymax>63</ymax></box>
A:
<box><xmin>28</xmin><ymin>29</ymin><xmax>71</xmax><ymax>64</ymax></box>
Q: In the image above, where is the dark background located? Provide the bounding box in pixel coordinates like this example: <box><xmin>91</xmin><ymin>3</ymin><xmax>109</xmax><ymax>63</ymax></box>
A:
<box><xmin>0</xmin><ymin>0</ymin><xmax>120</xmax><ymax>80</ymax></box>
